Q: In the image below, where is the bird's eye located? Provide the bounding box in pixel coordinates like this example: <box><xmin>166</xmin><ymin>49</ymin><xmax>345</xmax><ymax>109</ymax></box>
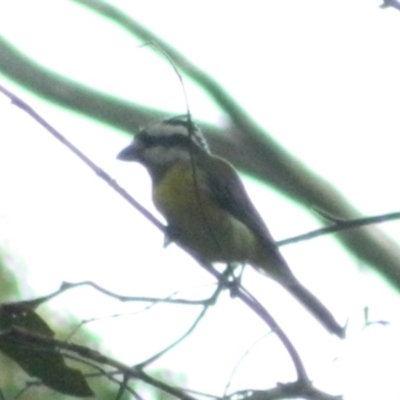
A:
<box><xmin>139</xmin><ymin>132</ymin><xmax>158</xmax><ymax>147</ymax></box>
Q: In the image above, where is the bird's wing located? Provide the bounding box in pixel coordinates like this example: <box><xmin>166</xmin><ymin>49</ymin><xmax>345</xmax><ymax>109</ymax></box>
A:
<box><xmin>200</xmin><ymin>154</ymin><xmax>278</xmax><ymax>252</ymax></box>
<box><xmin>198</xmin><ymin>155</ymin><xmax>345</xmax><ymax>338</ymax></box>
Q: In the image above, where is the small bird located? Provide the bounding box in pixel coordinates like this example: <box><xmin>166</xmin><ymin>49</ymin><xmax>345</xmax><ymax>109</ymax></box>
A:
<box><xmin>117</xmin><ymin>116</ymin><xmax>344</xmax><ymax>338</ymax></box>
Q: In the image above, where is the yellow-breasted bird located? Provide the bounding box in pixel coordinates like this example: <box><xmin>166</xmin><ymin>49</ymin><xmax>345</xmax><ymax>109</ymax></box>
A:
<box><xmin>117</xmin><ymin>116</ymin><xmax>344</xmax><ymax>338</ymax></box>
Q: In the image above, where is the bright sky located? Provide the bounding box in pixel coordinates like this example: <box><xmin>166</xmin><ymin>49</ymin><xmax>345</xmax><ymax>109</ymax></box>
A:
<box><xmin>1</xmin><ymin>1</ymin><xmax>400</xmax><ymax>399</ymax></box>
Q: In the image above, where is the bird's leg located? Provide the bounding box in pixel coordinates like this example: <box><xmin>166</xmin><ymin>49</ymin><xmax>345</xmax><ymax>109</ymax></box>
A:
<box><xmin>163</xmin><ymin>225</ymin><xmax>180</xmax><ymax>248</ymax></box>
<box><xmin>222</xmin><ymin>263</ymin><xmax>246</xmax><ymax>297</ymax></box>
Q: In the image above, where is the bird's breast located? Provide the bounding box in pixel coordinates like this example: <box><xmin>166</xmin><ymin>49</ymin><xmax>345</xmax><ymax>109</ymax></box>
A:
<box><xmin>153</xmin><ymin>163</ymin><xmax>259</xmax><ymax>264</ymax></box>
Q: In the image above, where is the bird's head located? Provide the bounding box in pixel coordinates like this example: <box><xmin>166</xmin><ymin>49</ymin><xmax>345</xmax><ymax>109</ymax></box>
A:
<box><xmin>117</xmin><ymin>116</ymin><xmax>209</xmax><ymax>170</ymax></box>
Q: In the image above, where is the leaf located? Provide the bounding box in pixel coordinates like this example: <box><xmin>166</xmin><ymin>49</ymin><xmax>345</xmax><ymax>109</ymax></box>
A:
<box><xmin>0</xmin><ymin>302</ymin><xmax>93</xmax><ymax>397</ymax></box>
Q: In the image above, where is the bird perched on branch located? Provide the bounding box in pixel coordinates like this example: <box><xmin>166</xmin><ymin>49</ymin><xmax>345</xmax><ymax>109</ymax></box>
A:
<box><xmin>117</xmin><ymin>116</ymin><xmax>344</xmax><ymax>338</ymax></box>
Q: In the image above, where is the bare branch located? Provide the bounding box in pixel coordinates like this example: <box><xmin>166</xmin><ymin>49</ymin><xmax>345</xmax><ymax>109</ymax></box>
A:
<box><xmin>278</xmin><ymin>211</ymin><xmax>400</xmax><ymax>247</ymax></box>
<box><xmin>0</xmin><ymin>83</ymin><xmax>165</xmax><ymax>234</ymax></box>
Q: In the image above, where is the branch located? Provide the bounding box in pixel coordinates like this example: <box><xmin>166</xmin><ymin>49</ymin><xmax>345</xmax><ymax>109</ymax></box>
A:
<box><xmin>26</xmin><ymin>280</ymin><xmax>213</xmax><ymax>308</ymax></box>
<box><xmin>0</xmin><ymin>35</ymin><xmax>164</xmax><ymax>132</ymax></box>
<box><xmin>0</xmin><ymin>83</ymin><xmax>165</xmax><ymax>234</ymax></box>
<box><xmin>183</xmin><ymin>260</ymin><xmax>309</xmax><ymax>384</ymax></box>
<box><xmin>1</xmin><ymin>327</ymin><xmax>196</xmax><ymax>400</ymax></box>
<box><xmin>224</xmin><ymin>332</ymin><xmax>273</xmax><ymax>396</ymax></box>
<box><xmin>136</xmin><ymin>284</ymin><xmax>223</xmax><ymax>368</ymax></box>
<box><xmin>278</xmin><ymin>211</ymin><xmax>400</xmax><ymax>247</ymax></box>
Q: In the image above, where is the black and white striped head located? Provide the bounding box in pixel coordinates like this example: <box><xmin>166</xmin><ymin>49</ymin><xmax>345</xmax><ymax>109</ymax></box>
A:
<box><xmin>117</xmin><ymin>117</ymin><xmax>210</xmax><ymax>168</ymax></box>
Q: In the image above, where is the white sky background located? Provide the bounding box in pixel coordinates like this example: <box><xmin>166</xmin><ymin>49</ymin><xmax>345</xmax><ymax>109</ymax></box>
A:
<box><xmin>0</xmin><ymin>0</ymin><xmax>400</xmax><ymax>399</ymax></box>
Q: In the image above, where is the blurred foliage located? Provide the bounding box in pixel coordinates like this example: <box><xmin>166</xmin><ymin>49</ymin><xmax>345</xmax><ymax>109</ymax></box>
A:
<box><xmin>0</xmin><ymin>252</ymin><xmax>184</xmax><ymax>399</ymax></box>
<box><xmin>0</xmin><ymin>303</ymin><xmax>93</xmax><ymax>397</ymax></box>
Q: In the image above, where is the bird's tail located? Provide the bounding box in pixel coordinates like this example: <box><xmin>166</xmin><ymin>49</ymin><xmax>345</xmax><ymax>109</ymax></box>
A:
<box><xmin>254</xmin><ymin>248</ymin><xmax>345</xmax><ymax>338</ymax></box>
<box><xmin>284</xmin><ymin>277</ymin><xmax>345</xmax><ymax>338</ymax></box>
<box><xmin>251</xmin><ymin>235</ymin><xmax>345</xmax><ymax>337</ymax></box>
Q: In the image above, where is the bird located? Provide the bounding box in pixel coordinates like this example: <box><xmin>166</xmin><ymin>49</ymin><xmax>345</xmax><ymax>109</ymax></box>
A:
<box><xmin>117</xmin><ymin>116</ymin><xmax>345</xmax><ymax>338</ymax></box>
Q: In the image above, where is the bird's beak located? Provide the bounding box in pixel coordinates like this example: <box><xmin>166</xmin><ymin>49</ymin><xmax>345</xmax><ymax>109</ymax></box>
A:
<box><xmin>116</xmin><ymin>142</ymin><xmax>140</xmax><ymax>161</ymax></box>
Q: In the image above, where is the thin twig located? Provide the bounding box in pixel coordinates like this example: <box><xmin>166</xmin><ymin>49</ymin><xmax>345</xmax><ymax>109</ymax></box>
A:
<box><xmin>63</xmin><ymin>280</ymin><xmax>212</xmax><ymax>305</ymax></box>
<box><xmin>14</xmin><ymin>280</ymin><xmax>212</xmax><ymax>311</ymax></box>
<box><xmin>223</xmin><ymin>332</ymin><xmax>273</xmax><ymax>396</ymax></box>
<box><xmin>136</xmin><ymin>284</ymin><xmax>223</xmax><ymax>368</ymax></box>
<box><xmin>236</xmin><ymin>286</ymin><xmax>309</xmax><ymax>382</ymax></box>
<box><xmin>278</xmin><ymin>211</ymin><xmax>400</xmax><ymax>247</ymax></box>
<box><xmin>115</xmin><ymin>373</ymin><xmax>130</xmax><ymax>400</ymax></box>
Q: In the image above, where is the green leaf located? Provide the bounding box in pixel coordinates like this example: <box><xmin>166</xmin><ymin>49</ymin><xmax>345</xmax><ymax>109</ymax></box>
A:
<box><xmin>0</xmin><ymin>303</ymin><xmax>93</xmax><ymax>397</ymax></box>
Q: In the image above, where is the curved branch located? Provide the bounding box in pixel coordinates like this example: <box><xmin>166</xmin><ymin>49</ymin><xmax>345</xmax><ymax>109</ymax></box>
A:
<box><xmin>0</xmin><ymin>35</ymin><xmax>163</xmax><ymax>133</ymax></box>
